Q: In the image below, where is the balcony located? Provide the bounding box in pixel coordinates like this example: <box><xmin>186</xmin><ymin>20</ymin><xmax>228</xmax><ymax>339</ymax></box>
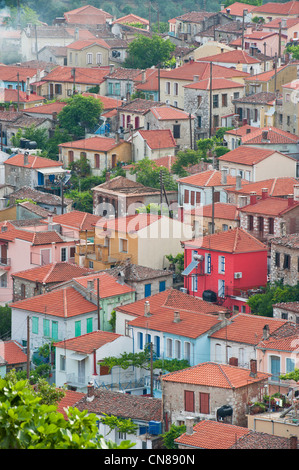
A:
<box><xmin>0</xmin><ymin>257</ymin><xmax>11</xmax><ymax>269</ymax></box>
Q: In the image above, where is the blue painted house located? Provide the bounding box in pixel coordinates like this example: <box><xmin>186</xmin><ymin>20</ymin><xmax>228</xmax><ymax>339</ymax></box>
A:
<box><xmin>0</xmin><ymin>65</ymin><xmax>38</xmax><ymax>92</ymax></box>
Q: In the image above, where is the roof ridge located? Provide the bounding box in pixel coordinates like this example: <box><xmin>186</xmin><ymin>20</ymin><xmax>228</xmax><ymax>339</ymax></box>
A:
<box><xmin>63</xmin><ymin>288</ymin><xmax>68</xmax><ymax>318</ymax></box>
<box><xmin>42</xmin><ymin>262</ymin><xmax>56</xmax><ymax>283</ymax></box>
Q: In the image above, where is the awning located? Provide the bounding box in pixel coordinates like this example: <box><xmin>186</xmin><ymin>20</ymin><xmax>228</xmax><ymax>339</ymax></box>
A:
<box><xmin>182</xmin><ymin>259</ymin><xmax>198</xmax><ymax>276</ymax></box>
<box><xmin>38</xmin><ymin>167</ymin><xmax>66</xmax><ymax>175</ymax></box>
<box><xmin>70</xmin><ymin>353</ymin><xmax>87</xmax><ymax>361</ymax></box>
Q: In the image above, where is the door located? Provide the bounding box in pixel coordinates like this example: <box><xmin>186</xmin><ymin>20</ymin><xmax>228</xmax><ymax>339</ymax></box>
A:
<box><xmin>78</xmin><ymin>359</ymin><xmax>85</xmax><ymax>384</ymax></box>
<box><xmin>271</xmin><ymin>356</ymin><xmax>280</xmax><ymax>382</ymax></box>
<box><xmin>41</xmin><ymin>249</ymin><xmax>51</xmax><ymax>265</ymax></box>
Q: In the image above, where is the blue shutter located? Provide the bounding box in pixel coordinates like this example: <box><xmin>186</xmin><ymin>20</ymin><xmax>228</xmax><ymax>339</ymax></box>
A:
<box><xmin>145</xmin><ymin>284</ymin><xmax>151</xmax><ymax>297</ymax></box>
<box><xmin>154</xmin><ymin>336</ymin><xmax>160</xmax><ymax>357</ymax></box>
<box><xmin>159</xmin><ymin>281</ymin><xmax>166</xmax><ymax>292</ymax></box>
<box><xmin>139</xmin><ymin>332</ymin><xmax>143</xmax><ymax>350</ymax></box>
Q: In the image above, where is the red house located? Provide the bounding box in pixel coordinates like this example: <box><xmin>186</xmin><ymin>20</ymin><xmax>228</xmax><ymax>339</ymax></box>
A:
<box><xmin>181</xmin><ymin>227</ymin><xmax>267</xmax><ymax>314</ymax></box>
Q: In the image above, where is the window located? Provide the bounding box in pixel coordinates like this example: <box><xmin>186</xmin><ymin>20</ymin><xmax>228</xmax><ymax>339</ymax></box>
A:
<box><xmin>218</xmin><ymin>255</ymin><xmax>225</xmax><ymax>274</ymax></box>
<box><xmin>222</xmin><ymin>94</ymin><xmax>227</xmax><ymax>107</ymax></box>
<box><xmin>146</xmin><ymin>333</ymin><xmax>151</xmax><ymax>346</ymax></box>
<box><xmin>86</xmin><ymin>318</ymin><xmax>93</xmax><ymax>333</ymax></box>
<box><xmin>54</xmin><ymin>84</ymin><xmax>62</xmax><ymax>95</ymax></box>
<box><xmin>175</xmin><ymin>340</ymin><xmax>181</xmax><ymax>359</ymax></box>
<box><xmin>120</xmin><ymin>238</ymin><xmax>128</xmax><ymax>253</ymax></box>
<box><xmin>154</xmin><ymin>336</ymin><xmax>160</xmax><ymax>357</ymax></box>
<box><xmin>144</xmin><ymin>283</ymin><xmax>151</xmax><ymax>297</ymax></box>
<box><xmin>279</xmin><ymin>114</ymin><xmax>283</xmax><ymax>125</ymax></box>
<box><xmin>213</xmin><ymin>94</ymin><xmax>219</xmax><ymax>108</ymax></box>
<box><xmin>86</xmin><ymin>52</ymin><xmax>93</xmax><ymax>64</ymax></box>
<box><xmin>68</xmin><ymin>150</ymin><xmax>74</xmax><ymax>164</ymax></box>
<box><xmin>115</xmin><ymin>82</ymin><xmax>120</xmax><ymax>96</ymax></box>
<box><xmin>70</xmin><ymin>246</ymin><xmax>76</xmax><ymax>259</ymax></box>
<box><xmin>125</xmin><ymin>319</ymin><xmax>130</xmax><ymax>337</ymax></box>
<box><xmin>218</xmin><ymin>279</ymin><xmax>225</xmax><ymax>298</ymax></box>
<box><xmin>43</xmin><ymin>319</ymin><xmax>50</xmax><ymax>337</ymax></box>
<box><xmin>173</xmin><ymin>124</ymin><xmax>180</xmax><ymax>139</ymax></box>
<box><xmin>205</xmin><ymin>253</ymin><xmax>211</xmax><ymax>274</ymax></box>
<box><xmin>89</xmin><ymin>261</ymin><xmax>94</xmax><ymax>269</ymax></box>
<box><xmin>184</xmin><ymin>390</ymin><xmax>195</xmax><ymax>412</ymax></box>
<box><xmin>69</xmin><ymin>52</ymin><xmax>73</xmax><ymax>64</ymax></box>
<box><xmin>283</xmin><ymin>254</ymin><xmax>291</xmax><ymax>269</ymax></box>
<box><xmin>108</xmin><ymin>82</ymin><xmax>114</xmax><ymax>95</ymax></box>
<box><xmin>166</xmin><ymin>338</ymin><xmax>173</xmax><ymax>357</ymax></box>
<box><xmin>197</xmin><ymin>115</ymin><xmax>202</xmax><ymax>128</ymax></box>
<box><xmin>281</xmin><ymin>312</ymin><xmax>288</xmax><ymax>320</ymax></box>
<box><xmin>275</xmin><ymin>252</ymin><xmax>280</xmax><ymax>267</ymax></box>
<box><xmin>184</xmin><ymin>342</ymin><xmax>191</xmax><ymax>362</ymax></box>
<box><xmin>96</xmin><ymin>53</ymin><xmax>102</xmax><ymax>65</ymax></box>
<box><xmin>268</xmin><ymin>217</ymin><xmax>274</xmax><ymax>235</ymax></box>
<box><xmin>159</xmin><ymin>280</ymin><xmax>166</xmax><ymax>292</ymax></box>
<box><xmin>199</xmin><ymin>392</ymin><xmax>210</xmax><ymax>414</ymax></box>
<box><xmin>174</xmin><ymin>82</ymin><xmax>179</xmax><ymax>96</ymax></box>
<box><xmin>197</xmin><ymin>95</ymin><xmax>202</xmax><ymax>106</ymax></box>
<box><xmin>222</xmin><ymin>224</ymin><xmax>228</xmax><ymax>231</ymax></box>
<box><xmin>192</xmin><ymin>275</ymin><xmax>197</xmax><ymax>292</ymax></box>
<box><xmin>52</xmin><ymin>321</ymin><xmax>58</xmax><ymax>340</ymax></box>
<box><xmin>213</xmin><ymin>115</ymin><xmax>219</xmax><ymax>128</ymax></box>
<box><xmin>287</xmin><ymin>115</ymin><xmax>290</xmax><ymax>126</ymax></box>
<box><xmin>94</xmin><ymin>154</ymin><xmax>100</xmax><ymax>168</ymax></box>
<box><xmin>60</xmin><ymin>354</ymin><xmax>66</xmax><ymax>371</ymax></box>
<box><xmin>233</xmin><ymin>92</ymin><xmax>239</xmax><ymax>100</ymax></box>
<box><xmin>196</xmin><ymin>192</ymin><xmax>201</xmax><ymax>205</ymax></box>
<box><xmin>253</xmin><ymin>108</ymin><xmax>258</xmax><ymax>122</ymax></box>
<box><xmin>165</xmin><ymin>81</ymin><xmax>170</xmax><ymax>94</ymax></box>
<box><xmin>138</xmin><ymin>332</ymin><xmax>143</xmax><ymax>350</ymax></box>
<box><xmin>190</xmin><ymin>191</ymin><xmax>195</xmax><ymax>206</ymax></box>
<box><xmin>61</xmin><ymin>247</ymin><xmax>67</xmax><ymax>262</ymax></box>
<box><xmin>215</xmin><ymin>343</ymin><xmax>221</xmax><ymax>362</ymax></box>
<box><xmin>184</xmin><ymin>189</ymin><xmax>189</xmax><ymax>204</ymax></box>
<box><xmin>32</xmin><ymin>317</ymin><xmax>39</xmax><ymax>335</ymax></box>
<box><xmin>75</xmin><ymin>320</ymin><xmax>81</xmax><ymax>337</ymax></box>
<box><xmin>286</xmin><ymin>357</ymin><xmax>295</xmax><ymax>373</ymax></box>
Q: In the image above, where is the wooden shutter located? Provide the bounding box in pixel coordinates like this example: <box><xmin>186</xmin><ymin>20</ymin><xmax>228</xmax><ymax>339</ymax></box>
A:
<box><xmin>196</xmin><ymin>192</ymin><xmax>201</xmax><ymax>204</ymax></box>
<box><xmin>184</xmin><ymin>390</ymin><xmax>195</xmax><ymax>412</ymax></box>
<box><xmin>184</xmin><ymin>190</ymin><xmax>189</xmax><ymax>204</ymax></box>
<box><xmin>199</xmin><ymin>392</ymin><xmax>210</xmax><ymax>414</ymax></box>
<box><xmin>190</xmin><ymin>191</ymin><xmax>195</xmax><ymax>206</ymax></box>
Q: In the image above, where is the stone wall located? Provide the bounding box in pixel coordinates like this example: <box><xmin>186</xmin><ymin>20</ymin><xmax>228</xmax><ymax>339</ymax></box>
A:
<box><xmin>270</xmin><ymin>244</ymin><xmax>299</xmax><ymax>286</ymax></box>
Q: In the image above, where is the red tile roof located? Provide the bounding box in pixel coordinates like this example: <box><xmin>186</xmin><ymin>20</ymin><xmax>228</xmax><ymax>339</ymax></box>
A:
<box><xmin>210</xmin><ymin>313</ymin><xmax>287</xmax><ymax>345</ymax></box>
<box><xmin>112</xmin><ymin>14</ymin><xmax>149</xmax><ymax>25</ymax></box>
<box><xmin>54</xmin><ymin>330</ymin><xmax>121</xmax><ymax>353</ymax></box>
<box><xmin>282</xmin><ymin>79</ymin><xmax>299</xmax><ymax>90</ymax></box>
<box><xmin>177</xmin><ymin>169</ymin><xmax>248</xmax><ymax>187</ymax></box>
<box><xmin>64</xmin><ymin>5</ymin><xmax>113</xmax><ymax>24</ymax></box>
<box><xmin>175</xmin><ymin>420</ymin><xmax>250</xmax><ymax>449</ymax></box>
<box><xmin>263</xmin><ymin>17</ymin><xmax>299</xmax><ymax>29</ymax></box>
<box><xmin>0</xmin><ymin>65</ymin><xmax>38</xmax><ymax>82</ymax></box>
<box><xmin>225</xmin><ymin>124</ymin><xmax>263</xmax><ymax>137</ymax></box>
<box><xmin>96</xmin><ymin>213</ymin><xmax>162</xmax><ymax>234</ymax></box>
<box><xmin>149</xmin><ymin>106</ymin><xmax>192</xmax><ymax>121</ymax></box>
<box><xmin>187</xmin><ymin>202</ymin><xmax>239</xmax><ymax>221</ymax></box>
<box><xmin>58</xmin><ymin>136</ymin><xmax>122</xmax><ymax>151</ymax></box>
<box><xmin>66</xmin><ymin>38</ymin><xmax>111</xmax><ymax>50</ymax></box>
<box><xmin>225</xmin><ymin>177</ymin><xmax>299</xmax><ymax>198</ymax></box>
<box><xmin>137</xmin><ymin>129</ymin><xmax>176</xmax><ymax>149</ymax></box>
<box><xmin>184</xmin><ymin>77</ymin><xmax>245</xmax><ymax>91</ymax></box>
<box><xmin>4</xmin><ymin>154</ymin><xmax>63</xmax><ymax>169</ymax></box>
<box><xmin>1</xmin><ymin>340</ymin><xmax>27</xmax><ymax>365</ymax></box>
<box><xmin>0</xmin><ymin>226</ymin><xmax>65</xmax><ymax>245</ymax></box>
<box><xmin>257</xmin><ymin>322</ymin><xmax>299</xmax><ymax>352</ymax></box>
<box><xmin>50</xmin><ymin>210</ymin><xmax>102</xmax><ymax>231</ymax></box>
<box><xmin>245</xmin><ymin>65</ymin><xmax>288</xmax><ymax>83</ymax></box>
<box><xmin>56</xmin><ymin>389</ymin><xmax>85</xmax><ymax>420</ymax></box>
<box><xmin>12</xmin><ymin>262</ymin><xmax>92</xmax><ymax>284</ymax></box>
<box><xmin>3</xmin><ymin>89</ymin><xmax>45</xmax><ymax>103</ymax></box>
<box><xmin>252</xmin><ymin>1</ymin><xmax>299</xmax><ymax>15</ymax></box>
<box><xmin>10</xmin><ymin>287</ymin><xmax>96</xmax><ymax>317</ymax></box>
<box><xmin>239</xmin><ymin>196</ymin><xmax>299</xmax><ymax>216</ymax></box>
<box><xmin>183</xmin><ymin>227</ymin><xmax>267</xmax><ymax>253</ymax></box>
<box><xmin>198</xmin><ymin>49</ymin><xmax>261</xmax><ymax>64</ymax></box>
<box><xmin>162</xmin><ymin>361</ymin><xmax>270</xmax><ymax>388</ymax></box>
<box><xmin>135</xmin><ymin>69</ymin><xmax>159</xmax><ymax>92</ymax></box>
<box><xmin>42</xmin><ymin>66</ymin><xmax>109</xmax><ymax>85</ymax></box>
<box><xmin>241</xmin><ymin>127</ymin><xmax>299</xmax><ymax>145</ymax></box>
<box><xmin>221</xmin><ymin>1</ymin><xmax>256</xmax><ymax>14</ymax></box>
<box><xmin>116</xmin><ymin>288</ymin><xmax>228</xmax><ymax>317</ymax></box>
<box><xmin>24</xmin><ymin>101</ymin><xmax>67</xmax><ymax>114</ymax></box>
<box><xmin>81</xmin><ymin>93</ymin><xmax>120</xmax><ymax>109</ymax></box>
<box><xmin>159</xmin><ymin>61</ymin><xmax>250</xmax><ymax>81</ymax></box>
<box><xmin>217</xmin><ymin>146</ymin><xmax>280</xmax><ymax>165</ymax></box>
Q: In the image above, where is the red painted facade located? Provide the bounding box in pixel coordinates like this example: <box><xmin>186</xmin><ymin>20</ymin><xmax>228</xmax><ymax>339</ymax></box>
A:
<box><xmin>183</xmin><ymin>240</ymin><xmax>268</xmax><ymax>314</ymax></box>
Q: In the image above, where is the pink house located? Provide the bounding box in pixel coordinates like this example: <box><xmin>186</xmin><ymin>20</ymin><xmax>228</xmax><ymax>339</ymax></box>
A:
<box><xmin>181</xmin><ymin>227</ymin><xmax>268</xmax><ymax>314</ymax></box>
<box><xmin>0</xmin><ymin>221</ymin><xmax>77</xmax><ymax>304</ymax></box>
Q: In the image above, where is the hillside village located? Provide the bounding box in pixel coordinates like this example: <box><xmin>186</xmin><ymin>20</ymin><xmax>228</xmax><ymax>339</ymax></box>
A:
<box><xmin>1</xmin><ymin>0</ymin><xmax>299</xmax><ymax>450</ymax></box>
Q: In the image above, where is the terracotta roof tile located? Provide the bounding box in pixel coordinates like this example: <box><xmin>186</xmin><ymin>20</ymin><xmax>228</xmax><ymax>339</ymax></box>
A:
<box><xmin>217</xmin><ymin>146</ymin><xmax>280</xmax><ymax>165</ymax></box>
<box><xmin>149</xmin><ymin>106</ymin><xmax>192</xmax><ymax>120</ymax></box>
<box><xmin>53</xmin><ymin>330</ymin><xmax>121</xmax><ymax>353</ymax></box>
<box><xmin>257</xmin><ymin>322</ymin><xmax>299</xmax><ymax>352</ymax></box>
<box><xmin>162</xmin><ymin>361</ymin><xmax>270</xmax><ymax>388</ymax></box>
<box><xmin>183</xmin><ymin>227</ymin><xmax>267</xmax><ymax>253</ymax></box>
<box><xmin>225</xmin><ymin>177</ymin><xmax>299</xmax><ymax>198</ymax></box>
<box><xmin>2</xmin><ymin>89</ymin><xmax>45</xmax><ymax>103</ymax></box>
<box><xmin>12</xmin><ymin>262</ymin><xmax>92</xmax><ymax>284</ymax></box>
<box><xmin>51</xmin><ymin>210</ymin><xmax>102</xmax><ymax>230</ymax></box>
<box><xmin>73</xmin><ymin>271</ymin><xmax>135</xmax><ymax>298</ymax></box>
<box><xmin>210</xmin><ymin>313</ymin><xmax>287</xmax><ymax>345</ymax></box>
<box><xmin>187</xmin><ymin>202</ymin><xmax>239</xmax><ymax>221</ymax></box>
<box><xmin>184</xmin><ymin>77</ymin><xmax>245</xmax><ymax>90</ymax></box>
<box><xmin>4</xmin><ymin>154</ymin><xmax>63</xmax><ymax>169</ymax></box>
<box><xmin>43</xmin><ymin>66</ymin><xmax>109</xmax><ymax>85</ymax></box>
<box><xmin>58</xmin><ymin>136</ymin><xmax>122</xmax><ymax>151</ymax></box>
<box><xmin>57</xmin><ymin>389</ymin><xmax>85</xmax><ymax>420</ymax></box>
<box><xmin>270</xmin><ymin>233</ymin><xmax>299</xmax><ymax>248</ymax></box>
<box><xmin>175</xmin><ymin>420</ymin><xmax>250</xmax><ymax>449</ymax></box>
<box><xmin>0</xmin><ymin>65</ymin><xmax>38</xmax><ymax>82</ymax></box>
<box><xmin>66</xmin><ymin>38</ymin><xmax>111</xmax><ymax>50</ymax></box>
<box><xmin>1</xmin><ymin>340</ymin><xmax>27</xmax><ymax>365</ymax></box>
<box><xmin>245</xmin><ymin>65</ymin><xmax>288</xmax><ymax>83</ymax></box>
<box><xmin>10</xmin><ymin>287</ymin><xmax>96</xmax><ymax>317</ymax></box>
<box><xmin>220</xmin><ymin>2</ymin><xmax>256</xmax><ymax>15</ymax></box>
<box><xmin>239</xmin><ymin>196</ymin><xmax>299</xmax><ymax>216</ymax></box>
<box><xmin>112</xmin><ymin>14</ymin><xmax>149</xmax><ymax>25</ymax></box>
<box><xmin>159</xmin><ymin>61</ymin><xmax>250</xmax><ymax>81</ymax></box>
<box><xmin>252</xmin><ymin>1</ymin><xmax>299</xmax><ymax>15</ymax></box>
<box><xmin>175</xmin><ymin>11</ymin><xmax>216</xmax><ymax>22</ymax></box>
<box><xmin>137</xmin><ymin>129</ymin><xmax>176</xmax><ymax>149</ymax></box>
<box><xmin>177</xmin><ymin>169</ymin><xmax>248</xmax><ymax>187</ymax></box>
<box><xmin>24</xmin><ymin>101</ymin><xmax>67</xmax><ymax>114</ymax></box>
<box><xmin>198</xmin><ymin>49</ymin><xmax>261</xmax><ymax>64</ymax></box>
<box><xmin>241</xmin><ymin>127</ymin><xmax>299</xmax><ymax>145</ymax></box>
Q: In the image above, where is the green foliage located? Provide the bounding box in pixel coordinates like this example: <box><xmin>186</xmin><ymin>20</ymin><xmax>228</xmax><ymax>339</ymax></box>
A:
<box><xmin>165</xmin><ymin>253</ymin><xmax>184</xmax><ymax>273</ymax></box>
<box><xmin>286</xmin><ymin>44</ymin><xmax>299</xmax><ymax>60</ymax></box>
<box><xmin>130</xmin><ymin>157</ymin><xmax>177</xmax><ymax>191</ymax></box>
<box><xmin>64</xmin><ymin>190</ymin><xmax>93</xmax><ymax>214</ymax></box>
<box><xmin>15</xmin><ymin>198</ymin><xmax>36</xmax><ymax>205</ymax></box>
<box><xmin>280</xmin><ymin>369</ymin><xmax>299</xmax><ymax>382</ymax></box>
<box><xmin>123</xmin><ymin>34</ymin><xmax>175</xmax><ymax>69</ymax></box>
<box><xmin>224</xmin><ymin>0</ymin><xmax>262</xmax><ymax>7</ymax></box>
<box><xmin>5</xmin><ymin>4</ymin><xmax>41</xmax><ymax>29</ymax></box>
<box><xmin>108</xmin><ymin>310</ymin><xmax>116</xmax><ymax>332</ymax></box>
<box><xmin>162</xmin><ymin>423</ymin><xmax>186</xmax><ymax>449</ymax></box>
<box><xmin>58</xmin><ymin>94</ymin><xmax>104</xmax><ymax>139</ymax></box>
<box><xmin>152</xmin><ymin>358</ymin><xmax>189</xmax><ymax>372</ymax></box>
<box><xmin>136</xmin><ymin>203</ymin><xmax>172</xmax><ymax>216</ymax></box>
<box><xmin>100</xmin><ymin>413</ymin><xmax>138</xmax><ymax>435</ymax></box>
<box><xmin>0</xmin><ymin>305</ymin><xmax>11</xmax><ymax>340</ymax></box>
<box><xmin>171</xmin><ymin>149</ymin><xmax>202</xmax><ymax>177</ymax></box>
<box><xmin>247</xmin><ymin>282</ymin><xmax>299</xmax><ymax>316</ymax></box>
<box><xmin>45</xmin><ymin>126</ymin><xmax>72</xmax><ymax>161</ymax></box>
<box><xmin>69</xmin><ymin>154</ymin><xmax>92</xmax><ymax>178</ymax></box>
<box><xmin>0</xmin><ymin>374</ymin><xmax>134</xmax><ymax>449</ymax></box>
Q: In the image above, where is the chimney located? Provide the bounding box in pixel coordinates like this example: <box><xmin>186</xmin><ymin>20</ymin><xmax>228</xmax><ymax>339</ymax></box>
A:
<box><xmin>238</xmin><ymin>195</ymin><xmax>247</xmax><ymax>207</ymax></box>
<box><xmin>87</xmin><ymin>382</ymin><xmax>95</xmax><ymax>402</ymax></box>
<box><xmin>261</xmin><ymin>188</ymin><xmax>268</xmax><ymax>199</ymax></box>
<box><xmin>47</xmin><ymin>213</ymin><xmax>53</xmax><ymax>224</ymax></box>
<box><xmin>221</xmin><ymin>169</ymin><xmax>227</xmax><ymax>185</ymax></box>
<box><xmin>185</xmin><ymin>417</ymin><xmax>194</xmax><ymax>435</ymax></box>
<box><xmin>294</xmin><ymin>184</ymin><xmax>299</xmax><ymax>202</ymax></box>
<box><xmin>235</xmin><ymin>174</ymin><xmax>242</xmax><ymax>190</ymax></box>
<box><xmin>288</xmin><ymin>194</ymin><xmax>294</xmax><ymax>207</ymax></box>
<box><xmin>118</xmin><ymin>270</ymin><xmax>125</xmax><ymax>285</ymax></box>
<box><xmin>24</xmin><ymin>152</ymin><xmax>29</xmax><ymax>166</ymax></box>
<box><xmin>290</xmin><ymin>435</ymin><xmax>298</xmax><ymax>449</ymax></box>
<box><xmin>75</xmin><ymin>27</ymin><xmax>79</xmax><ymax>41</ymax></box>
<box><xmin>26</xmin><ymin>77</ymin><xmax>30</xmax><ymax>99</ymax></box>
<box><xmin>261</xmin><ymin>130</ymin><xmax>269</xmax><ymax>142</ymax></box>
<box><xmin>218</xmin><ymin>310</ymin><xmax>227</xmax><ymax>321</ymax></box>
<box><xmin>193</xmin><ymin>75</ymin><xmax>199</xmax><ymax>82</ymax></box>
<box><xmin>249</xmin><ymin>359</ymin><xmax>257</xmax><ymax>378</ymax></box>
<box><xmin>109</xmin><ymin>63</ymin><xmax>114</xmax><ymax>74</ymax></box>
<box><xmin>142</xmin><ymin>70</ymin><xmax>146</xmax><ymax>83</ymax></box>
<box><xmin>87</xmin><ymin>279</ymin><xmax>95</xmax><ymax>291</ymax></box>
<box><xmin>173</xmin><ymin>311</ymin><xmax>180</xmax><ymax>323</ymax></box>
<box><xmin>229</xmin><ymin>357</ymin><xmax>238</xmax><ymax>366</ymax></box>
<box><xmin>250</xmin><ymin>191</ymin><xmax>257</xmax><ymax>205</ymax></box>
<box><xmin>144</xmin><ymin>300</ymin><xmax>151</xmax><ymax>317</ymax></box>
<box><xmin>262</xmin><ymin>324</ymin><xmax>270</xmax><ymax>340</ymax></box>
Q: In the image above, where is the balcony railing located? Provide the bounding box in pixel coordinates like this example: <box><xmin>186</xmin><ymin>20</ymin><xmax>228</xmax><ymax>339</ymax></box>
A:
<box><xmin>0</xmin><ymin>257</ymin><xmax>11</xmax><ymax>267</ymax></box>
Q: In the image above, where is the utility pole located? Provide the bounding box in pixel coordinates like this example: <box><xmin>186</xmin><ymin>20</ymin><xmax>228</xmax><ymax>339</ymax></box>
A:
<box><xmin>27</xmin><ymin>316</ymin><xmax>30</xmax><ymax>379</ymax></box>
<box><xmin>17</xmin><ymin>72</ymin><xmax>20</xmax><ymax>112</ymax></box>
<box><xmin>150</xmin><ymin>342</ymin><xmax>153</xmax><ymax>397</ymax></box>
<box><xmin>97</xmin><ymin>277</ymin><xmax>100</xmax><ymax>330</ymax></box>
<box><xmin>241</xmin><ymin>9</ymin><xmax>248</xmax><ymax>51</ymax></box>
<box><xmin>211</xmin><ymin>187</ymin><xmax>215</xmax><ymax>234</ymax></box>
<box><xmin>209</xmin><ymin>62</ymin><xmax>213</xmax><ymax>138</ymax></box>
<box><xmin>278</xmin><ymin>21</ymin><xmax>282</xmax><ymax>65</ymax></box>
<box><xmin>189</xmin><ymin>113</ymin><xmax>193</xmax><ymax>149</ymax></box>
<box><xmin>158</xmin><ymin>64</ymin><xmax>160</xmax><ymax>102</ymax></box>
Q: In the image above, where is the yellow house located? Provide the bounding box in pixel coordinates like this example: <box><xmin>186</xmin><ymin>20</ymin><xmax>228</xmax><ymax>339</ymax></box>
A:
<box><xmin>251</xmin><ymin>1</ymin><xmax>299</xmax><ymax>22</ymax></box>
<box><xmin>66</xmin><ymin>38</ymin><xmax>128</xmax><ymax>68</ymax></box>
<box><xmin>75</xmin><ymin>213</ymin><xmax>192</xmax><ymax>271</ymax></box>
<box><xmin>59</xmin><ymin>136</ymin><xmax>132</xmax><ymax>175</ymax></box>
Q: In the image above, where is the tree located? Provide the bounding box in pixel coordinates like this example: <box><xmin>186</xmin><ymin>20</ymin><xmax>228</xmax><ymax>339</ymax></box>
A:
<box><xmin>130</xmin><ymin>157</ymin><xmax>177</xmax><ymax>191</ymax></box>
<box><xmin>0</xmin><ymin>305</ymin><xmax>11</xmax><ymax>340</ymax></box>
<box><xmin>247</xmin><ymin>282</ymin><xmax>299</xmax><ymax>317</ymax></box>
<box><xmin>0</xmin><ymin>375</ymin><xmax>134</xmax><ymax>449</ymax></box>
<box><xmin>58</xmin><ymin>94</ymin><xmax>104</xmax><ymax>139</ymax></box>
<box><xmin>161</xmin><ymin>423</ymin><xmax>186</xmax><ymax>449</ymax></box>
<box><xmin>64</xmin><ymin>190</ymin><xmax>93</xmax><ymax>213</ymax></box>
<box><xmin>123</xmin><ymin>34</ymin><xmax>175</xmax><ymax>69</ymax></box>
<box><xmin>286</xmin><ymin>44</ymin><xmax>299</xmax><ymax>60</ymax></box>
